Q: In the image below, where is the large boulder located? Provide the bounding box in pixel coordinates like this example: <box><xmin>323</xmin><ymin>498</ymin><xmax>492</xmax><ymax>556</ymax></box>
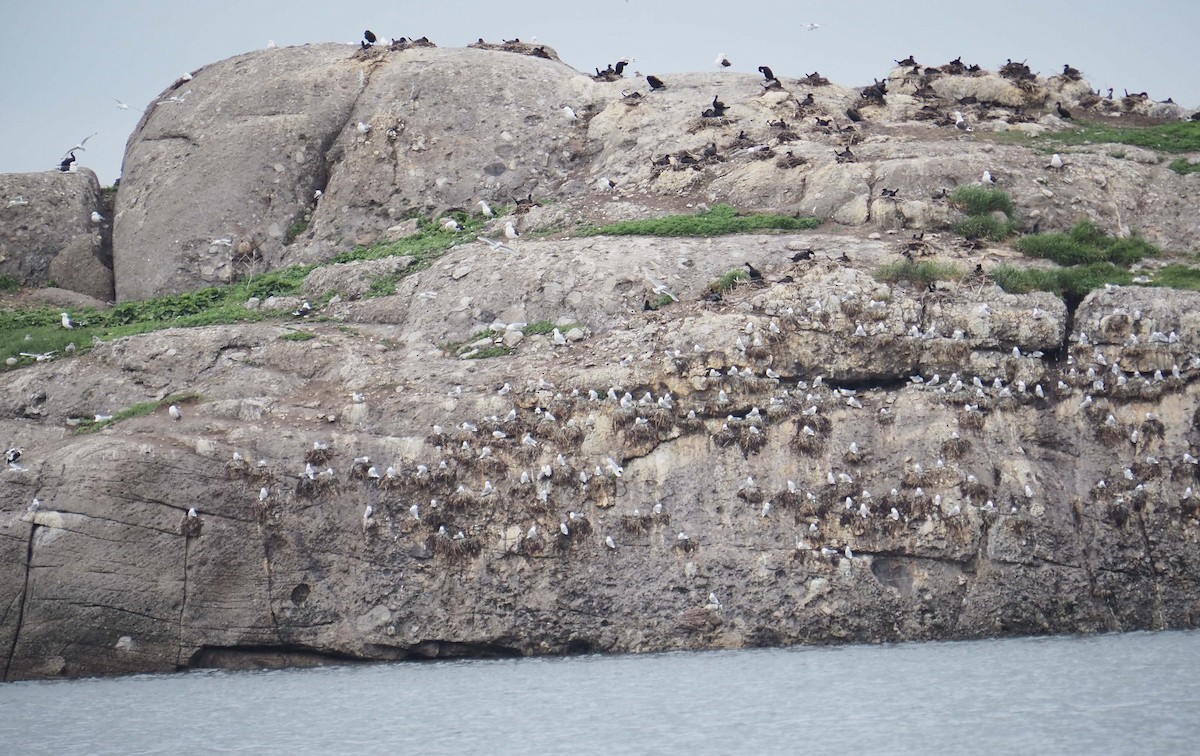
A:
<box><xmin>0</xmin><ymin>170</ymin><xmax>106</xmax><ymax>294</ymax></box>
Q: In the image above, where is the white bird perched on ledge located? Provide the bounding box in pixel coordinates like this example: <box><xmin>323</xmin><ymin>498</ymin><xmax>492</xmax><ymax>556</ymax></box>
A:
<box><xmin>504</xmin><ymin>221</ymin><xmax>520</xmax><ymax>239</ymax></box>
<box><xmin>168</xmin><ymin>404</ymin><xmax>182</xmax><ymax>421</ymax></box>
<box><xmin>60</xmin><ymin>312</ymin><xmax>78</xmax><ymax>329</ymax></box>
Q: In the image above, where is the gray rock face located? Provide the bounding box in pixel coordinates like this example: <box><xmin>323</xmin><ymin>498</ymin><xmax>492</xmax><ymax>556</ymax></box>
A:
<box><xmin>0</xmin><ymin>170</ymin><xmax>107</xmax><ymax>296</ymax></box>
<box><xmin>3</xmin><ymin>231</ymin><xmax>1200</xmax><ymax>681</ymax></box>
<box><xmin>109</xmin><ymin>44</ymin><xmax>1200</xmax><ymax>302</ymax></box>
<box><xmin>113</xmin><ymin>44</ymin><xmax>367</xmax><ymax>301</ymax></box>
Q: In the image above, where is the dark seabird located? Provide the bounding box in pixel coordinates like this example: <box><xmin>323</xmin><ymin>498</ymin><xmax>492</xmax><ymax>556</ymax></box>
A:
<box><xmin>791</xmin><ymin>249</ymin><xmax>814</xmax><ymax>262</ymax></box>
<box><xmin>614</xmin><ymin>60</ymin><xmax>627</xmax><ymax>75</ymax></box>
<box><xmin>758</xmin><ymin>65</ymin><xmax>775</xmax><ymax>81</ymax></box>
<box><xmin>845</xmin><ymin>108</ymin><xmax>862</xmax><ymax>122</ymax></box>
<box><xmin>798</xmin><ymin>93</ymin><xmax>815</xmax><ymax>107</ymax></box>
<box><xmin>744</xmin><ymin>262</ymin><xmax>763</xmax><ymax>280</ymax></box>
<box><xmin>59</xmin><ymin>154</ymin><xmax>76</xmax><ymax>172</ymax></box>
<box><xmin>646</xmin><ymin>75</ymin><xmax>665</xmax><ymax>90</ymax></box>
<box><xmin>1055</xmin><ymin>101</ymin><xmax>1073</xmax><ymax>119</ymax></box>
<box><xmin>880</xmin><ymin>188</ymin><xmax>898</xmax><ymax>197</ymax></box>
<box><xmin>1062</xmin><ymin>64</ymin><xmax>1082</xmax><ymax>80</ymax></box>
<box><xmin>362</xmin><ymin>30</ymin><xmax>377</xmax><ymax>49</ymax></box>
<box><xmin>895</xmin><ymin>55</ymin><xmax>916</xmax><ymax>67</ymax></box>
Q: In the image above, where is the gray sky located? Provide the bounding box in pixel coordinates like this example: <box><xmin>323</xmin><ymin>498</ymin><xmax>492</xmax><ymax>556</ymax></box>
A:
<box><xmin>2</xmin><ymin>0</ymin><xmax>1197</xmax><ymax>185</ymax></box>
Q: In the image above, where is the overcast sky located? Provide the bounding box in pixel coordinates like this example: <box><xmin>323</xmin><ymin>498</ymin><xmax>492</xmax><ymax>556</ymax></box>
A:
<box><xmin>2</xmin><ymin>0</ymin><xmax>1197</xmax><ymax>185</ymax></box>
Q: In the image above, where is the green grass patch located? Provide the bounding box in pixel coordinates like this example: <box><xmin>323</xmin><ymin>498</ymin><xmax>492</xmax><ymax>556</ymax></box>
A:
<box><xmin>1015</xmin><ymin>221</ymin><xmax>1159</xmax><ymax>266</ymax></box>
<box><xmin>874</xmin><ymin>260</ymin><xmax>965</xmax><ymax>287</ymax></box>
<box><xmin>279</xmin><ymin>331</ymin><xmax>317</xmax><ymax>341</ymax></box>
<box><xmin>0</xmin><ymin>214</ymin><xmax>494</xmax><ymax>371</ymax></box>
<box><xmin>647</xmin><ymin>294</ymin><xmax>677</xmax><ymax>310</ymax></box>
<box><xmin>709</xmin><ymin>268</ymin><xmax>749</xmax><ymax>294</ymax></box>
<box><xmin>949</xmin><ymin>186</ymin><xmax>1015</xmax><ymax>217</ymax></box>
<box><xmin>1041</xmin><ymin>120</ymin><xmax>1200</xmax><ymax>153</ymax></box>
<box><xmin>522</xmin><ymin>320</ymin><xmax>558</xmax><ymax>336</ymax></box>
<box><xmin>953</xmin><ymin>215</ymin><xmax>1018</xmax><ymax>242</ymax></box>
<box><xmin>285</xmin><ymin>218</ymin><xmax>310</xmax><ymax>244</ymax></box>
<box><xmin>364</xmin><ymin>273</ymin><xmax>404</xmax><ymax>299</ymax></box>
<box><xmin>1148</xmin><ymin>265</ymin><xmax>1200</xmax><ymax>290</ymax></box>
<box><xmin>582</xmin><ymin>204</ymin><xmax>821</xmax><ymax>237</ymax></box>
<box><xmin>1169</xmin><ymin>158</ymin><xmax>1200</xmax><ymax>175</ymax></box>
<box><xmin>0</xmin><ymin>275</ymin><xmax>20</xmax><ymax>292</ymax></box>
<box><xmin>991</xmin><ymin>263</ymin><xmax>1133</xmax><ymax>296</ymax></box>
<box><xmin>75</xmin><ymin>391</ymin><xmax>203</xmax><ymax>434</ymax></box>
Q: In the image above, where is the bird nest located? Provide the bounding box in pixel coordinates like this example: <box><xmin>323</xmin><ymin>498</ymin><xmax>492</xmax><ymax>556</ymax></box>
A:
<box><xmin>554</xmin><ymin>423</ymin><xmax>584</xmax><ymax>447</ymax></box>
<box><xmin>296</xmin><ymin>475</ymin><xmax>339</xmax><ymax>498</ymax></box>
<box><xmin>940</xmin><ymin>436</ymin><xmax>972</xmax><ymax>459</ymax></box>
<box><xmin>304</xmin><ymin>447</ymin><xmax>334</xmax><ymax>466</ymax></box>
<box><xmin>434</xmin><ymin>534</ymin><xmax>482</xmax><ymax>562</ymax></box>
<box><xmin>957</xmin><ymin>408</ymin><xmax>986</xmax><ymax>432</ymax></box>
<box><xmin>736</xmin><ymin>485</ymin><xmax>764</xmax><ymax>505</ymax></box>
<box><xmin>674</xmin><ymin>537</ymin><xmax>698</xmax><ymax>554</ymax></box>
<box><xmin>791</xmin><ymin>427</ymin><xmax>825</xmax><ymax>455</ymax></box>
<box><xmin>738</xmin><ymin>427</ymin><xmax>768</xmax><ymax>454</ymax></box>
<box><xmin>180</xmin><ymin>514</ymin><xmax>203</xmax><ymax>538</ymax></box>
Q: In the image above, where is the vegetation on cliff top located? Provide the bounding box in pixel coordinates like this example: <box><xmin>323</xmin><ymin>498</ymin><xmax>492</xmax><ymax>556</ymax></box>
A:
<box><xmin>582</xmin><ymin>204</ymin><xmax>821</xmax><ymax>237</ymax></box>
<box><xmin>949</xmin><ymin>186</ymin><xmax>1018</xmax><ymax>242</ymax></box>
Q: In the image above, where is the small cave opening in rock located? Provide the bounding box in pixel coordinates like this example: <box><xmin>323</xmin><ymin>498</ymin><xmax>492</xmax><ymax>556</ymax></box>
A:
<box><xmin>290</xmin><ymin>583</ymin><xmax>311</xmax><ymax>605</ymax></box>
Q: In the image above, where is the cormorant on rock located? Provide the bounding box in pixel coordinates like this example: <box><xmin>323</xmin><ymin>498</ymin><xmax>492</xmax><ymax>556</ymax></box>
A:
<box><xmin>59</xmin><ymin>154</ymin><xmax>76</xmax><ymax>172</ymax></box>
<box><xmin>701</xmin><ymin>95</ymin><xmax>728</xmax><ymax>118</ymax></box>
<box><xmin>1062</xmin><ymin>64</ymin><xmax>1082</xmax><ymax>80</ymax></box>
<box><xmin>798</xmin><ymin>93</ymin><xmax>814</xmax><ymax>107</ymax></box>
<box><xmin>880</xmin><ymin>188</ymin><xmax>898</xmax><ymax>197</ymax></box>
<box><xmin>362</xmin><ymin>30</ymin><xmax>377</xmax><ymax>48</ymax></box>
<box><xmin>895</xmin><ymin>55</ymin><xmax>916</xmax><ymax>67</ymax></box>
<box><xmin>1055</xmin><ymin>101</ymin><xmax>1073</xmax><ymax>119</ymax></box>
<box><xmin>646</xmin><ymin>75</ymin><xmax>665</xmax><ymax>90</ymax></box>
<box><xmin>791</xmin><ymin>249</ymin><xmax>814</xmax><ymax>262</ymax></box>
<box><xmin>758</xmin><ymin>65</ymin><xmax>775</xmax><ymax>81</ymax></box>
<box><xmin>845</xmin><ymin>107</ymin><xmax>862</xmax><ymax>122</ymax></box>
<box><xmin>614</xmin><ymin>60</ymin><xmax>627</xmax><ymax>75</ymax></box>
<box><xmin>744</xmin><ymin>262</ymin><xmax>763</xmax><ymax>280</ymax></box>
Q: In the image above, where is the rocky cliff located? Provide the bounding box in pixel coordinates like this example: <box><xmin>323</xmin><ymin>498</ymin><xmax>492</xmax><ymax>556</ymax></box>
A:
<box><xmin>2</xmin><ymin>42</ymin><xmax>1200</xmax><ymax>681</ymax></box>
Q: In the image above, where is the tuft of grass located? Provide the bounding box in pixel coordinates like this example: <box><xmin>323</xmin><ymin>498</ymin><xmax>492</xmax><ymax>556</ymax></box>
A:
<box><xmin>709</xmin><ymin>268</ymin><xmax>749</xmax><ymax>294</ymax></box>
<box><xmin>285</xmin><ymin>218</ymin><xmax>310</xmax><ymax>244</ymax></box>
<box><xmin>1169</xmin><ymin>158</ymin><xmax>1200</xmax><ymax>175</ymax></box>
<box><xmin>522</xmin><ymin>320</ymin><xmax>558</xmax><ymax>336</ymax></box>
<box><xmin>582</xmin><ymin>204</ymin><xmax>821</xmax><ymax>237</ymax></box>
<box><xmin>991</xmin><ymin>263</ymin><xmax>1133</xmax><ymax>296</ymax></box>
<box><xmin>874</xmin><ymin>260</ymin><xmax>965</xmax><ymax>287</ymax></box>
<box><xmin>364</xmin><ymin>273</ymin><xmax>403</xmax><ymax>299</ymax></box>
<box><xmin>1015</xmin><ymin>221</ymin><xmax>1159</xmax><ymax>266</ymax></box>
<box><xmin>1148</xmin><ymin>265</ymin><xmax>1200</xmax><ymax>290</ymax></box>
<box><xmin>647</xmin><ymin>294</ymin><xmax>677</xmax><ymax>310</ymax></box>
<box><xmin>279</xmin><ymin>331</ymin><xmax>317</xmax><ymax>341</ymax></box>
<box><xmin>949</xmin><ymin>186</ymin><xmax>1015</xmax><ymax>217</ymax></box>
<box><xmin>75</xmin><ymin>391</ymin><xmax>203</xmax><ymax>434</ymax></box>
<box><xmin>953</xmin><ymin>215</ymin><xmax>1018</xmax><ymax>242</ymax></box>
<box><xmin>1040</xmin><ymin>120</ymin><xmax>1200</xmax><ymax>154</ymax></box>
<box><xmin>0</xmin><ymin>275</ymin><xmax>20</xmax><ymax>292</ymax></box>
